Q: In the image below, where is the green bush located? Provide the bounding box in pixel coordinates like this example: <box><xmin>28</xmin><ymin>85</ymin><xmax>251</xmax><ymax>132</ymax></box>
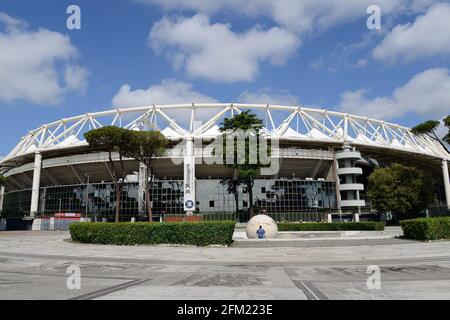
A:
<box><xmin>69</xmin><ymin>221</ymin><xmax>236</xmax><ymax>246</ymax></box>
<box><xmin>277</xmin><ymin>221</ymin><xmax>385</xmax><ymax>231</ymax></box>
<box><xmin>400</xmin><ymin>217</ymin><xmax>450</xmax><ymax>241</ymax></box>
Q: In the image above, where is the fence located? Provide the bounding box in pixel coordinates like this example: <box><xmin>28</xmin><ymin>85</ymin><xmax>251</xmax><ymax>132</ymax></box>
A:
<box><xmin>162</xmin><ymin>213</ymin><xmax>236</xmax><ymax>222</ymax></box>
<box><xmin>163</xmin><ymin>211</ymin><xmax>335</xmax><ymax>223</ymax></box>
<box><xmin>428</xmin><ymin>206</ymin><xmax>450</xmax><ymax>217</ymax></box>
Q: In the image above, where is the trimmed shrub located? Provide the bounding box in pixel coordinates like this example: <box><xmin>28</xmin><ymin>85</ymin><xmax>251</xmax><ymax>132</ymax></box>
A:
<box><xmin>277</xmin><ymin>221</ymin><xmax>385</xmax><ymax>231</ymax></box>
<box><xmin>69</xmin><ymin>221</ymin><xmax>236</xmax><ymax>246</ymax></box>
<box><xmin>400</xmin><ymin>217</ymin><xmax>450</xmax><ymax>241</ymax></box>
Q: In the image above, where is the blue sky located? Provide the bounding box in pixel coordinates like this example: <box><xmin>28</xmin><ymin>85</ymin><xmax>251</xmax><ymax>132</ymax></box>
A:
<box><xmin>1</xmin><ymin>0</ymin><xmax>450</xmax><ymax>156</ymax></box>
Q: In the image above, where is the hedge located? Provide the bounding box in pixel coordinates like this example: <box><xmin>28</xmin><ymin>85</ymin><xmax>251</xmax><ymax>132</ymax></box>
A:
<box><xmin>400</xmin><ymin>217</ymin><xmax>450</xmax><ymax>241</ymax></box>
<box><xmin>277</xmin><ymin>221</ymin><xmax>385</xmax><ymax>231</ymax></box>
<box><xmin>69</xmin><ymin>221</ymin><xmax>236</xmax><ymax>246</ymax></box>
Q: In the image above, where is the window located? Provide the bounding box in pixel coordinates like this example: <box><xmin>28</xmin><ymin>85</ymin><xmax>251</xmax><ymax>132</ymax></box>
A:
<box><xmin>261</xmin><ymin>187</ymin><xmax>266</xmax><ymax>193</ymax></box>
<box><xmin>243</xmin><ymin>201</ymin><xmax>248</xmax><ymax>207</ymax></box>
<box><xmin>209</xmin><ymin>200</ymin><xmax>215</xmax><ymax>208</ymax></box>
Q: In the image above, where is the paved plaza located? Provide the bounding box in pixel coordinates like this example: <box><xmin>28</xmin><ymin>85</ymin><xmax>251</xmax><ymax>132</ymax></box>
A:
<box><xmin>0</xmin><ymin>230</ymin><xmax>449</xmax><ymax>300</ymax></box>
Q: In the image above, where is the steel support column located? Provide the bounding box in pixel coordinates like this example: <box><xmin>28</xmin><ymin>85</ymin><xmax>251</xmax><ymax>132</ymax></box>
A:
<box><xmin>332</xmin><ymin>149</ymin><xmax>342</xmax><ymax>214</ymax></box>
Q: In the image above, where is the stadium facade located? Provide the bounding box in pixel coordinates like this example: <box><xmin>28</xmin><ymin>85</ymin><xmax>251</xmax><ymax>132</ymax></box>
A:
<box><xmin>0</xmin><ymin>103</ymin><xmax>449</xmax><ymax>223</ymax></box>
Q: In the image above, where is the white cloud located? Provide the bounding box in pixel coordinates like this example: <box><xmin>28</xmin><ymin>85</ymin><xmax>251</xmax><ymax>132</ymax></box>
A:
<box><xmin>373</xmin><ymin>3</ymin><xmax>450</xmax><ymax>63</ymax></box>
<box><xmin>0</xmin><ymin>12</ymin><xmax>89</xmax><ymax>105</ymax></box>
<box><xmin>338</xmin><ymin>68</ymin><xmax>450</xmax><ymax>120</ymax></box>
<box><xmin>140</xmin><ymin>1</ymin><xmax>439</xmax><ymax>76</ymax></box>
<box><xmin>148</xmin><ymin>14</ymin><xmax>300</xmax><ymax>83</ymax></box>
<box><xmin>309</xmin><ymin>33</ymin><xmax>375</xmax><ymax>72</ymax></box>
<box><xmin>112</xmin><ymin>79</ymin><xmax>218</xmax><ymax>107</ymax></box>
<box><xmin>112</xmin><ymin>79</ymin><xmax>220</xmax><ymax>126</ymax></box>
<box><xmin>238</xmin><ymin>89</ymin><xmax>299</xmax><ymax>105</ymax></box>
<box><xmin>137</xmin><ymin>0</ymin><xmax>432</xmax><ymax>34</ymax></box>
<box><xmin>64</xmin><ymin>65</ymin><xmax>90</xmax><ymax>94</ymax></box>
<box><xmin>0</xmin><ymin>12</ymin><xmax>27</xmax><ymax>31</ymax></box>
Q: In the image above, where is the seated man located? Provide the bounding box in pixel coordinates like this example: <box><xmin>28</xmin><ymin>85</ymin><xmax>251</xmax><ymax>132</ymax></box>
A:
<box><xmin>256</xmin><ymin>225</ymin><xmax>266</xmax><ymax>239</ymax></box>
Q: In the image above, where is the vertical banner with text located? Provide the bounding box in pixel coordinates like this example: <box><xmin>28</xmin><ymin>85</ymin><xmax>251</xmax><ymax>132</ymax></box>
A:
<box><xmin>183</xmin><ymin>155</ymin><xmax>195</xmax><ymax>212</ymax></box>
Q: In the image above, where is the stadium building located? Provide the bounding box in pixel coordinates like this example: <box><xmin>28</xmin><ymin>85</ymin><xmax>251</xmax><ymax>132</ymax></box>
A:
<box><xmin>0</xmin><ymin>104</ymin><xmax>449</xmax><ymax>225</ymax></box>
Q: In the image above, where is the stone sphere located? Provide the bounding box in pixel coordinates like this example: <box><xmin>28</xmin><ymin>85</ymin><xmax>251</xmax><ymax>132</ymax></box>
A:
<box><xmin>246</xmin><ymin>214</ymin><xmax>278</xmax><ymax>239</ymax></box>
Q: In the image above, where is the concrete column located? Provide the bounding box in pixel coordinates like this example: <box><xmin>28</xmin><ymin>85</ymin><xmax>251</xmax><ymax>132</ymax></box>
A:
<box><xmin>442</xmin><ymin>159</ymin><xmax>450</xmax><ymax>210</ymax></box>
<box><xmin>354</xmin><ymin>213</ymin><xmax>360</xmax><ymax>222</ymax></box>
<box><xmin>327</xmin><ymin>213</ymin><xmax>332</xmax><ymax>223</ymax></box>
<box><xmin>31</xmin><ymin>218</ymin><xmax>42</xmax><ymax>231</ymax></box>
<box><xmin>332</xmin><ymin>150</ymin><xmax>342</xmax><ymax>214</ymax></box>
<box><xmin>30</xmin><ymin>152</ymin><xmax>42</xmax><ymax>217</ymax></box>
<box><xmin>183</xmin><ymin>137</ymin><xmax>196</xmax><ymax>215</ymax></box>
<box><xmin>336</xmin><ymin>145</ymin><xmax>365</xmax><ymax>210</ymax></box>
<box><xmin>138</xmin><ymin>162</ymin><xmax>147</xmax><ymax>215</ymax></box>
<box><xmin>0</xmin><ymin>185</ymin><xmax>4</xmax><ymax>214</ymax></box>
<box><xmin>356</xmin><ymin>190</ymin><xmax>361</xmax><ymax>214</ymax></box>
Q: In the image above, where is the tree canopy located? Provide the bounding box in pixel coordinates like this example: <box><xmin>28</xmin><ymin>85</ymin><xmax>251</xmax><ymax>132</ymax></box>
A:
<box><xmin>84</xmin><ymin>126</ymin><xmax>131</xmax><ymax>155</ymax></box>
<box><xmin>220</xmin><ymin>110</ymin><xmax>263</xmax><ymax>132</ymax></box>
<box><xmin>411</xmin><ymin>117</ymin><xmax>450</xmax><ymax>152</ymax></box>
<box><xmin>218</xmin><ymin>110</ymin><xmax>266</xmax><ymax>216</ymax></box>
<box><xmin>219</xmin><ymin>110</ymin><xmax>266</xmax><ymax>171</ymax></box>
<box><xmin>410</xmin><ymin>120</ymin><xmax>440</xmax><ymax>136</ymax></box>
<box><xmin>123</xmin><ymin>130</ymin><xmax>169</xmax><ymax>222</ymax></box>
<box><xmin>123</xmin><ymin>131</ymin><xmax>168</xmax><ymax>167</ymax></box>
<box><xmin>367</xmin><ymin>163</ymin><xmax>434</xmax><ymax>217</ymax></box>
<box><xmin>84</xmin><ymin>126</ymin><xmax>132</xmax><ymax>222</ymax></box>
<box><xmin>443</xmin><ymin>115</ymin><xmax>450</xmax><ymax>144</ymax></box>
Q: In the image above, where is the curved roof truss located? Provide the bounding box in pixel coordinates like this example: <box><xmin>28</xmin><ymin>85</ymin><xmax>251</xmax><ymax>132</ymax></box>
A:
<box><xmin>1</xmin><ymin>103</ymin><xmax>449</xmax><ymax>164</ymax></box>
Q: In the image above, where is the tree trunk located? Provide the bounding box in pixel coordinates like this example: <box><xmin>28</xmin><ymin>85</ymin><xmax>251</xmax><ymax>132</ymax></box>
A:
<box><xmin>424</xmin><ymin>131</ymin><xmax>450</xmax><ymax>153</ymax></box>
<box><xmin>114</xmin><ymin>182</ymin><xmax>121</xmax><ymax>223</ymax></box>
<box><xmin>146</xmin><ymin>175</ymin><xmax>153</xmax><ymax>223</ymax></box>
<box><xmin>232</xmin><ymin>168</ymin><xmax>239</xmax><ymax>213</ymax></box>
<box><xmin>145</xmin><ymin>165</ymin><xmax>155</xmax><ymax>223</ymax></box>
<box><xmin>247</xmin><ymin>180</ymin><xmax>254</xmax><ymax>218</ymax></box>
<box><xmin>234</xmin><ymin>181</ymin><xmax>239</xmax><ymax>213</ymax></box>
<box><xmin>108</xmin><ymin>153</ymin><xmax>121</xmax><ymax>223</ymax></box>
<box><xmin>431</xmin><ymin>131</ymin><xmax>450</xmax><ymax>153</ymax></box>
<box><xmin>115</xmin><ymin>153</ymin><xmax>127</xmax><ymax>223</ymax></box>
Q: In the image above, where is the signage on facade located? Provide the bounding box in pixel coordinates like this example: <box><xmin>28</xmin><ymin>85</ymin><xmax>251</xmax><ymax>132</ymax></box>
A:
<box><xmin>183</xmin><ymin>156</ymin><xmax>195</xmax><ymax>211</ymax></box>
